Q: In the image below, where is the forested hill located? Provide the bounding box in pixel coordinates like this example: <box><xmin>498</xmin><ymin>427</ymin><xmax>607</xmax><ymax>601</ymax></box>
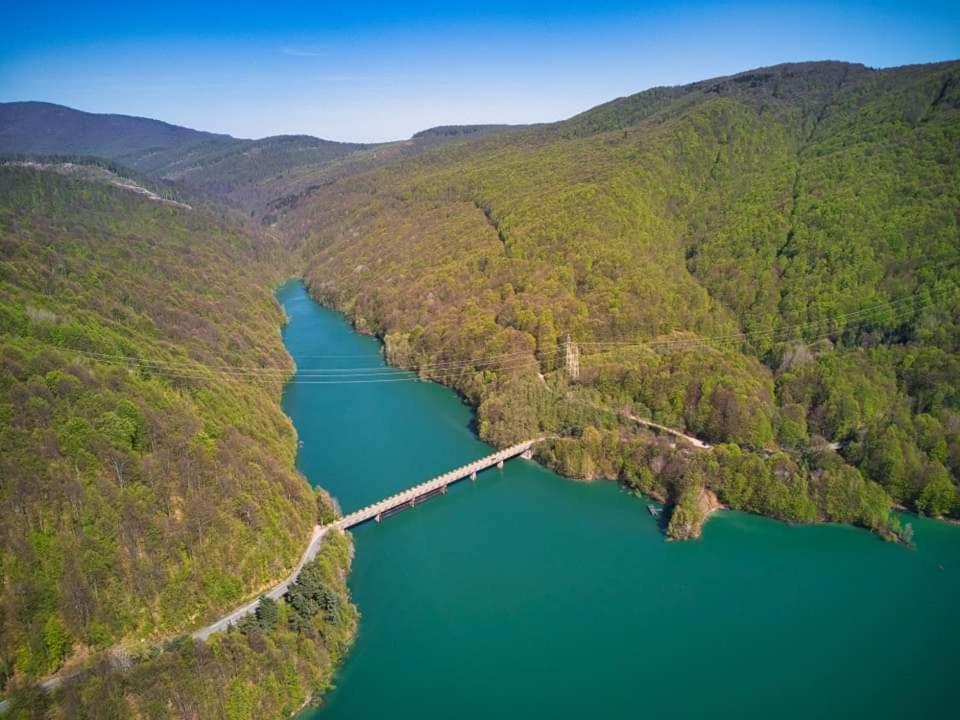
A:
<box><xmin>0</xmin><ymin>166</ymin><xmax>356</xmax><ymax>716</ymax></box>
<box><xmin>279</xmin><ymin>60</ymin><xmax>960</xmax><ymax>537</ymax></box>
<box><xmin>0</xmin><ymin>103</ymin><xmax>530</xmax><ymax>212</ymax></box>
<box><xmin>0</xmin><ymin>102</ymin><xmax>371</xmax><ymax>209</ymax></box>
<box><xmin>0</xmin><ymin>101</ymin><xmax>229</xmax><ymax>161</ymax></box>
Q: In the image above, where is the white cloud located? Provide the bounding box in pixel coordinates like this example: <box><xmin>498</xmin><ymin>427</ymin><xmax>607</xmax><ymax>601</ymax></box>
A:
<box><xmin>281</xmin><ymin>46</ymin><xmax>328</xmax><ymax>58</ymax></box>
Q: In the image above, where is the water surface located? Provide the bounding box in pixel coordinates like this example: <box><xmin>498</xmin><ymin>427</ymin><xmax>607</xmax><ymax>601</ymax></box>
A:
<box><xmin>278</xmin><ymin>280</ymin><xmax>958</xmax><ymax>719</ymax></box>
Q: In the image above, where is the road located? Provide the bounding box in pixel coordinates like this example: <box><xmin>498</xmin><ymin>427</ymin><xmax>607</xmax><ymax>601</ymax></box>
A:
<box><xmin>538</xmin><ymin>377</ymin><xmax>712</xmax><ymax>451</ymax></box>
<box><xmin>192</xmin><ymin>524</ymin><xmax>329</xmax><ymax>641</ymax></box>
<box><xmin>0</xmin><ymin>525</ymin><xmax>330</xmax><ymax>714</ymax></box>
<box><xmin>621</xmin><ymin>413</ymin><xmax>712</xmax><ymax>449</ymax></box>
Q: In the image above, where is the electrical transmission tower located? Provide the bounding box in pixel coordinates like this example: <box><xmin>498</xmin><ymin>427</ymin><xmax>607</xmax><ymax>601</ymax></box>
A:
<box><xmin>564</xmin><ymin>334</ymin><xmax>580</xmax><ymax>381</ymax></box>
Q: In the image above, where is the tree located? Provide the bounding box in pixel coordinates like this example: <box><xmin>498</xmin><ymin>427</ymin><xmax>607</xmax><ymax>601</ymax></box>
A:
<box><xmin>285</xmin><ymin>560</ymin><xmax>341</xmax><ymax>630</ymax></box>
<box><xmin>315</xmin><ymin>488</ymin><xmax>339</xmax><ymax>525</ymax></box>
<box><xmin>666</xmin><ymin>482</ymin><xmax>706</xmax><ymax>540</ymax></box>
<box><xmin>535</xmin><ymin>310</ymin><xmax>558</xmax><ymax>371</ymax></box>
<box><xmin>255</xmin><ymin>596</ymin><xmax>278</xmax><ymax>632</ymax></box>
<box><xmin>915</xmin><ymin>469</ymin><xmax>957</xmax><ymax>517</ymax></box>
<box><xmin>778</xmin><ymin>403</ymin><xmax>809</xmax><ymax>448</ymax></box>
<box><xmin>822</xmin><ymin>465</ymin><xmax>865</xmax><ymax>524</ymax></box>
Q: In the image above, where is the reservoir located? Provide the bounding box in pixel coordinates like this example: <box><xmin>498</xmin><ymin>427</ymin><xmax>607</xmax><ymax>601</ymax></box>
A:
<box><xmin>278</xmin><ymin>280</ymin><xmax>959</xmax><ymax>719</ymax></box>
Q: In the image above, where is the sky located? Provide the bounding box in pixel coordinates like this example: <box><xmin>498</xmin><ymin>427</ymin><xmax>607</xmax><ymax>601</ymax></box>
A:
<box><xmin>1</xmin><ymin>1</ymin><xmax>958</xmax><ymax>142</ymax></box>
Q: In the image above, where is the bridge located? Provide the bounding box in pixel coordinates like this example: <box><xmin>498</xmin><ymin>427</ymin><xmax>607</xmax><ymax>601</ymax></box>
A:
<box><xmin>194</xmin><ymin>439</ymin><xmax>539</xmax><ymax>641</ymax></box>
<box><xmin>334</xmin><ymin>439</ymin><xmax>537</xmax><ymax>528</ymax></box>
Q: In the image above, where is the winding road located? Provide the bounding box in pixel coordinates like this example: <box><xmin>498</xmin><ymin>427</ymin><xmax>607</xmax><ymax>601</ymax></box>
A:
<box><xmin>193</xmin><ymin>524</ymin><xmax>329</xmax><ymax>641</ymax></box>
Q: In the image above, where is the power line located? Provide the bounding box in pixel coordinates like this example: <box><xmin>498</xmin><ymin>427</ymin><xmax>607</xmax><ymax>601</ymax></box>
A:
<box><xmin>75</xmin><ymin>354</ymin><xmax>546</xmax><ymax>386</ymax></box>
<box><xmin>80</xmin><ymin>350</ymin><xmax>555</xmax><ymax>379</ymax></box>
<box><xmin>52</xmin><ymin>286</ymin><xmax>953</xmax><ymax>387</ymax></box>
<box><xmin>64</xmin><ymin>346</ymin><xmax>555</xmax><ymax>378</ymax></box>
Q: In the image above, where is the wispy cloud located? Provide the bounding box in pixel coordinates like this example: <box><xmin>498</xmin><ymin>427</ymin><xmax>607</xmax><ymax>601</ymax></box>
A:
<box><xmin>281</xmin><ymin>46</ymin><xmax>328</xmax><ymax>58</ymax></box>
<box><xmin>316</xmin><ymin>74</ymin><xmax>361</xmax><ymax>82</ymax></box>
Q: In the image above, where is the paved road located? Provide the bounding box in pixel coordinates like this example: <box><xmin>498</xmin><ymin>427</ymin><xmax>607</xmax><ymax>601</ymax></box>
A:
<box><xmin>192</xmin><ymin>524</ymin><xmax>329</xmax><ymax>641</ymax></box>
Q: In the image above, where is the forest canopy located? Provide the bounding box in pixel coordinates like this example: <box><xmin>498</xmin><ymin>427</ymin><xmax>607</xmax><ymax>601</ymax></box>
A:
<box><xmin>282</xmin><ymin>60</ymin><xmax>960</xmax><ymax>536</ymax></box>
<box><xmin>0</xmin><ymin>166</ymin><xmax>321</xmax><ymax>699</ymax></box>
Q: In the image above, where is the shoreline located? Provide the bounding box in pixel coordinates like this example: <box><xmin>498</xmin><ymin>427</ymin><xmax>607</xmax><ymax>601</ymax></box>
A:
<box><xmin>295</xmin><ymin>278</ymin><xmax>960</xmax><ymax>540</ymax></box>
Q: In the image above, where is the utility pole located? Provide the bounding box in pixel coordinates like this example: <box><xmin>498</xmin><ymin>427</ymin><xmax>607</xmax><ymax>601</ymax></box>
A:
<box><xmin>564</xmin><ymin>334</ymin><xmax>580</xmax><ymax>381</ymax></box>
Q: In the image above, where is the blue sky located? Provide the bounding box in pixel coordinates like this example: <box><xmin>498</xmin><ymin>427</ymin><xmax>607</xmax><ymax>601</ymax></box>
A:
<box><xmin>1</xmin><ymin>1</ymin><xmax>958</xmax><ymax>142</ymax></box>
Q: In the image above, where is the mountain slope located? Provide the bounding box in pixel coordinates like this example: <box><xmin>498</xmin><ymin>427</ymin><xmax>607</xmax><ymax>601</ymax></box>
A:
<box><xmin>0</xmin><ymin>165</ymin><xmax>356</xmax><ymax>714</ymax></box>
<box><xmin>279</xmin><ymin>60</ymin><xmax>960</xmax><ymax>535</ymax></box>
<box><xmin>0</xmin><ymin>101</ymin><xmax>229</xmax><ymax>161</ymax></box>
<box><xmin>148</xmin><ymin>133</ymin><xmax>374</xmax><ymax>208</ymax></box>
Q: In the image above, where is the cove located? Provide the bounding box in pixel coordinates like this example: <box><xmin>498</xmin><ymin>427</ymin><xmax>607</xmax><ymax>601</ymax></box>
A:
<box><xmin>277</xmin><ymin>280</ymin><xmax>959</xmax><ymax>719</ymax></box>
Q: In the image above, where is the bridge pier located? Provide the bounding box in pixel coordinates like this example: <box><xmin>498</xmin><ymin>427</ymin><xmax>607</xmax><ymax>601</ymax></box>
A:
<box><xmin>470</xmin><ymin>471</ymin><xmax>477</xmax><ymax>481</ymax></box>
<box><xmin>375</xmin><ymin>512</ymin><xmax>382</xmax><ymax>523</ymax></box>
<box><xmin>497</xmin><ymin>459</ymin><xmax>504</xmax><ymax>470</ymax></box>
<box><xmin>521</xmin><ymin>449</ymin><xmax>533</xmax><ymax>460</ymax></box>
<box><xmin>442</xmin><ymin>484</ymin><xmax>448</xmax><ymax>494</ymax></box>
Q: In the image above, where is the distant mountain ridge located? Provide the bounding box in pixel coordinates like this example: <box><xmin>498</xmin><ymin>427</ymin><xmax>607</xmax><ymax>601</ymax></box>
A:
<box><xmin>0</xmin><ymin>100</ymin><xmax>231</xmax><ymax>159</ymax></box>
<box><xmin>0</xmin><ymin>101</ymin><xmax>529</xmax><ymax>208</ymax></box>
<box><xmin>0</xmin><ymin>101</ymin><xmax>372</xmax><ymax>206</ymax></box>
<box><xmin>413</xmin><ymin>123</ymin><xmax>530</xmax><ymax>139</ymax></box>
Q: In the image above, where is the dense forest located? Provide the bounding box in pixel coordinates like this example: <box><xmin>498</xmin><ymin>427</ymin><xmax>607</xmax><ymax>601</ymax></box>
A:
<box><xmin>4</xmin><ymin>531</ymin><xmax>356</xmax><ymax>719</ymax></box>
<box><xmin>279</xmin><ymin>60</ymin><xmax>960</xmax><ymax>539</ymax></box>
<box><xmin>0</xmin><ymin>166</ymin><xmax>357</xmax><ymax>714</ymax></box>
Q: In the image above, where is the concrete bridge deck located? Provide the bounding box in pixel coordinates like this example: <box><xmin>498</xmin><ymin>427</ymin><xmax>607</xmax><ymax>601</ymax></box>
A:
<box><xmin>334</xmin><ymin>439</ymin><xmax>537</xmax><ymax>529</ymax></box>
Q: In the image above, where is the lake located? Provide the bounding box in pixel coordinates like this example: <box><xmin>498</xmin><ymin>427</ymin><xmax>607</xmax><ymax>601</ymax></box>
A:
<box><xmin>278</xmin><ymin>280</ymin><xmax>958</xmax><ymax>719</ymax></box>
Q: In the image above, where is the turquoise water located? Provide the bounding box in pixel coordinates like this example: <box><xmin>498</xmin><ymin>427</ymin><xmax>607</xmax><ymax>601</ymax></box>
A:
<box><xmin>278</xmin><ymin>280</ymin><xmax>959</xmax><ymax>719</ymax></box>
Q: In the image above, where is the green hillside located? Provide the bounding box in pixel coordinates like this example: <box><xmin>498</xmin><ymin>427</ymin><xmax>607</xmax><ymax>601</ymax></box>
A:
<box><xmin>279</xmin><ymin>60</ymin><xmax>960</xmax><ymax>537</ymax></box>
<box><xmin>0</xmin><ymin>166</ymin><xmax>355</xmax><ymax>714</ymax></box>
<box><xmin>0</xmin><ymin>103</ymin><xmax>528</xmax><ymax>214</ymax></box>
